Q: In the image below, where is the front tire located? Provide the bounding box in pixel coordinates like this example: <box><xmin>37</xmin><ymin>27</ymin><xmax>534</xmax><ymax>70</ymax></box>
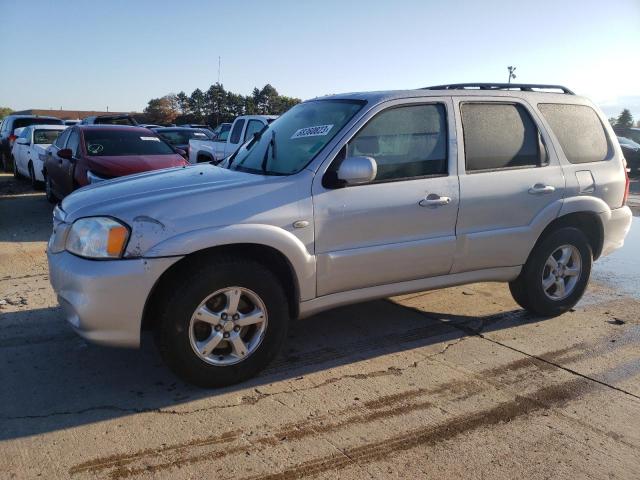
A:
<box><xmin>509</xmin><ymin>227</ymin><xmax>592</xmax><ymax>317</ymax></box>
<box><xmin>155</xmin><ymin>255</ymin><xmax>290</xmax><ymax>387</ymax></box>
<box><xmin>44</xmin><ymin>173</ymin><xmax>57</xmax><ymax>203</ymax></box>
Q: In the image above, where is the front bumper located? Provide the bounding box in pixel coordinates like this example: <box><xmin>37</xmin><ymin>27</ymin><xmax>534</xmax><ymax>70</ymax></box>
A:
<box><xmin>600</xmin><ymin>206</ymin><xmax>633</xmax><ymax>258</ymax></box>
<box><xmin>47</xmin><ymin>250</ymin><xmax>181</xmax><ymax>348</ymax></box>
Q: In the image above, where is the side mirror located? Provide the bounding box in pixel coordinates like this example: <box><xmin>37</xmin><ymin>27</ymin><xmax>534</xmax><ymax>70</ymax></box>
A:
<box><xmin>175</xmin><ymin>148</ymin><xmax>187</xmax><ymax>158</ymax></box>
<box><xmin>57</xmin><ymin>148</ymin><xmax>73</xmax><ymax>160</ymax></box>
<box><xmin>336</xmin><ymin>156</ymin><xmax>377</xmax><ymax>186</ymax></box>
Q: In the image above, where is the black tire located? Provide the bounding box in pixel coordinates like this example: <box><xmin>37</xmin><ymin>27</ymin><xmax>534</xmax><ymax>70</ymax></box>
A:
<box><xmin>44</xmin><ymin>173</ymin><xmax>57</xmax><ymax>203</ymax></box>
<box><xmin>1</xmin><ymin>152</ymin><xmax>9</xmax><ymax>172</ymax></box>
<box><xmin>155</xmin><ymin>255</ymin><xmax>290</xmax><ymax>388</ymax></box>
<box><xmin>509</xmin><ymin>227</ymin><xmax>592</xmax><ymax>317</ymax></box>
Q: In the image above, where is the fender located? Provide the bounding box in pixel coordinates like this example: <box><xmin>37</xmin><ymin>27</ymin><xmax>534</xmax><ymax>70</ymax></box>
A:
<box><xmin>558</xmin><ymin>195</ymin><xmax>611</xmax><ymax>221</ymax></box>
<box><xmin>144</xmin><ymin>223</ymin><xmax>316</xmax><ymax>301</ymax></box>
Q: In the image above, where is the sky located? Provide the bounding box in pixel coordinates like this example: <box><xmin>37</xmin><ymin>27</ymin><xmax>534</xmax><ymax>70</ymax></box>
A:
<box><xmin>0</xmin><ymin>0</ymin><xmax>638</xmax><ymax>120</ymax></box>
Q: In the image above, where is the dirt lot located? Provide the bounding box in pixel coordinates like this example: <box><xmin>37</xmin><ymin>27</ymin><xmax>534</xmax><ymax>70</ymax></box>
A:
<box><xmin>1</xmin><ymin>172</ymin><xmax>639</xmax><ymax>479</ymax></box>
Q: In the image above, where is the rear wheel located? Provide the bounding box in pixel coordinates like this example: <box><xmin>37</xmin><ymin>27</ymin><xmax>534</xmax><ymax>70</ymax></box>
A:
<box><xmin>509</xmin><ymin>227</ymin><xmax>592</xmax><ymax>317</ymax></box>
<box><xmin>1</xmin><ymin>152</ymin><xmax>9</xmax><ymax>172</ymax></box>
<box><xmin>28</xmin><ymin>162</ymin><xmax>39</xmax><ymax>189</ymax></box>
<box><xmin>155</xmin><ymin>256</ymin><xmax>290</xmax><ymax>387</ymax></box>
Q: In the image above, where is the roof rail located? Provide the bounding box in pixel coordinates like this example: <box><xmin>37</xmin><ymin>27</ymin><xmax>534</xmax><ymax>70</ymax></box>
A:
<box><xmin>423</xmin><ymin>83</ymin><xmax>575</xmax><ymax>95</ymax></box>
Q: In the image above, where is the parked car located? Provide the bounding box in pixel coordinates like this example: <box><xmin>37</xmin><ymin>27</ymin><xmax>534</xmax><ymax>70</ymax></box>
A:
<box><xmin>613</xmin><ymin>126</ymin><xmax>640</xmax><ymax>144</ymax></box>
<box><xmin>80</xmin><ymin>114</ymin><xmax>138</xmax><ymax>126</ymax></box>
<box><xmin>47</xmin><ymin>83</ymin><xmax>632</xmax><ymax>387</ymax></box>
<box><xmin>178</xmin><ymin>123</ymin><xmax>212</xmax><ymax>130</ymax></box>
<box><xmin>618</xmin><ymin>136</ymin><xmax>640</xmax><ymax>173</ymax></box>
<box><xmin>211</xmin><ymin>122</ymin><xmax>232</xmax><ymax>140</ymax></box>
<box><xmin>0</xmin><ymin>115</ymin><xmax>64</xmax><ymax>171</ymax></box>
<box><xmin>11</xmin><ymin>124</ymin><xmax>67</xmax><ymax>187</ymax></box>
<box><xmin>43</xmin><ymin>125</ymin><xmax>187</xmax><ymax>202</ymax></box>
<box><xmin>64</xmin><ymin>119</ymin><xmax>81</xmax><ymax>126</ymax></box>
<box><xmin>138</xmin><ymin>123</ymin><xmax>163</xmax><ymax>129</ymax></box>
<box><xmin>152</xmin><ymin>127</ymin><xmax>211</xmax><ymax>157</ymax></box>
<box><xmin>188</xmin><ymin>115</ymin><xmax>277</xmax><ymax>164</ymax></box>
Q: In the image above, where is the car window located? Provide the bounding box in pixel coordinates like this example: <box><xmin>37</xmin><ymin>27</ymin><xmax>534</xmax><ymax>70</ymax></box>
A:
<box><xmin>244</xmin><ymin>120</ymin><xmax>264</xmax><ymax>142</ymax></box>
<box><xmin>13</xmin><ymin>118</ymin><xmax>64</xmax><ymax>130</ymax></box>
<box><xmin>67</xmin><ymin>130</ymin><xmax>81</xmax><ymax>156</ymax></box>
<box><xmin>158</xmin><ymin>129</ymin><xmax>207</xmax><ymax>145</ymax></box>
<box><xmin>83</xmin><ymin>129</ymin><xmax>175</xmax><ymax>156</ymax></box>
<box><xmin>54</xmin><ymin>128</ymin><xmax>71</xmax><ymax>149</ymax></box>
<box><xmin>216</xmin><ymin>128</ymin><xmax>230</xmax><ymax>142</ymax></box>
<box><xmin>461</xmin><ymin>103</ymin><xmax>543</xmax><ymax>172</ymax></box>
<box><xmin>538</xmin><ymin>104</ymin><xmax>609</xmax><ymax>164</ymax></box>
<box><xmin>34</xmin><ymin>129</ymin><xmax>62</xmax><ymax>145</ymax></box>
<box><xmin>229</xmin><ymin>119</ymin><xmax>246</xmax><ymax>144</ymax></box>
<box><xmin>343</xmin><ymin>104</ymin><xmax>448</xmax><ymax>182</ymax></box>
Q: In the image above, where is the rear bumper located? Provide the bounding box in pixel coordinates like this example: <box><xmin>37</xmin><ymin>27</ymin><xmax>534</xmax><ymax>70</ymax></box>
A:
<box><xmin>600</xmin><ymin>206</ymin><xmax>633</xmax><ymax>258</ymax></box>
<box><xmin>48</xmin><ymin>250</ymin><xmax>181</xmax><ymax>348</ymax></box>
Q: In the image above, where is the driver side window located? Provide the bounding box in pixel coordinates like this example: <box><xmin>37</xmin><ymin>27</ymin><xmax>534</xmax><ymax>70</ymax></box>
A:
<box><xmin>66</xmin><ymin>130</ymin><xmax>81</xmax><ymax>157</ymax></box>
<box><xmin>347</xmin><ymin>104</ymin><xmax>448</xmax><ymax>182</ymax></box>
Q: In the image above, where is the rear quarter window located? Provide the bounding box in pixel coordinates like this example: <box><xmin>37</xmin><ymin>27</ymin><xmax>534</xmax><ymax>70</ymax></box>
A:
<box><xmin>538</xmin><ymin>104</ymin><xmax>609</xmax><ymax>164</ymax></box>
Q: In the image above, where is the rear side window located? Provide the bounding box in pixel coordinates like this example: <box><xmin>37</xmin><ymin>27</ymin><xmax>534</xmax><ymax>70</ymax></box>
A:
<box><xmin>538</xmin><ymin>104</ymin><xmax>609</xmax><ymax>164</ymax></box>
<box><xmin>229</xmin><ymin>119</ymin><xmax>245</xmax><ymax>144</ymax></box>
<box><xmin>461</xmin><ymin>103</ymin><xmax>542</xmax><ymax>172</ymax></box>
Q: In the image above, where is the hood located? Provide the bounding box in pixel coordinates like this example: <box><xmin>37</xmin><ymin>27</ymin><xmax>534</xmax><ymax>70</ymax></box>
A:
<box><xmin>86</xmin><ymin>154</ymin><xmax>185</xmax><ymax>176</ymax></box>
<box><xmin>60</xmin><ymin>163</ymin><xmax>313</xmax><ymax>257</ymax></box>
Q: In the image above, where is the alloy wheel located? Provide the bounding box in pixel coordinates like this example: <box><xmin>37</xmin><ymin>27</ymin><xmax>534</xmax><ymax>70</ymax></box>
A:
<box><xmin>541</xmin><ymin>244</ymin><xmax>582</xmax><ymax>301</ymax></box>
<box><xmin>188</xmin><ymin>287</ymin><xmax>268</xmax><ymax>366</ymax></box>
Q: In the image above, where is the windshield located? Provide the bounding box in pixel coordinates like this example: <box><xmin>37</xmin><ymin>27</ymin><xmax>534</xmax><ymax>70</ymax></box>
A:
<box><xmin>228</xmin><ymin>100</ymin><xmax>364</xmax><ymax>175</ymax></box>
<box><xmin>157</xmin><ymin>129</ymin><xmax>209</xmax><ymax>145</ymax></box>
<box><xmin>34</xmin><ymin>129</ymin><xmax>62</xmax><ymax>144</ymax></box>
<box><xmin>83</xmin><ymin>130</ymin><xmax>176</xmax><ymax>156</ymax></box>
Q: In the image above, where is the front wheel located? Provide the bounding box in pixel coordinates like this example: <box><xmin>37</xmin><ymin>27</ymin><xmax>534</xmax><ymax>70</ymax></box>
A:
<box><xmin>44</xmin><ymin>173</ymin><xmax>57</xmax><ymax>203</ymax></box>
<box><xmin>155</xmin><ymin>256</ymin><xmax>290</xmax><ymax>387</ymax></box>
<box><xmin>509</xmin><ymin>227</ymin><xmax>592</xmax><ymax>317</ymax></box>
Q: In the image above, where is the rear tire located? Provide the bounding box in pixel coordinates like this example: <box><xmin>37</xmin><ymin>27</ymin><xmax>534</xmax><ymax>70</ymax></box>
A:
<box><xmin>1</xmin><ymin>152</ymin><xmax>9</xmax><ymax>172</ymax></box>
<box><xmin>509</xmin><ymin>227</ymin><xmax>592</xmax><ymax>317</ymax></box>
<box><xmin>155</xmin><ymin>255</ymin><xmax>290</xmax><ymax>388</ymax></box>
<box><xmin>12</xmin><ymin>156</ymin><xmax>20</xmax><ymax>179</ymax></box>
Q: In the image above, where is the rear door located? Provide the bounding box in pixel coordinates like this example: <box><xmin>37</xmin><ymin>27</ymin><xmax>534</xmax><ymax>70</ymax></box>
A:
<box><xmin>451</xmin><ymin>97</ymin><xmax>565</xmax><ymax>273</ymax></box>
<box><xmin>13</xmin><ymin>127</ymin><xmax>30</xmax><ymax>174</ymax></box>
<box><xmin>224</xmin><ymin>118</ymin><xmax>246</xmax><ymax>158</ymax></box>
<box><xmin>313</xmin><ymin>98</ymin><xmax>459</xmax><ymax>296</ymax></box>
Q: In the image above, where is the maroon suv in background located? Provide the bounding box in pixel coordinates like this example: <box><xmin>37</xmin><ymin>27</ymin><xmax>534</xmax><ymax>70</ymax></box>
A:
<box><xmin>43</xmin><ymin>125</ymin><xmax>188</xmax><ymax>202</ymax></box>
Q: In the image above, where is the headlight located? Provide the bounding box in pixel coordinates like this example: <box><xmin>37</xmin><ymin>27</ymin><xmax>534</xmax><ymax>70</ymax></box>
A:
<box><xmin>65</xmin><ymin>217</ymin><xmax>130</xmax><ymax>259</ymax></box>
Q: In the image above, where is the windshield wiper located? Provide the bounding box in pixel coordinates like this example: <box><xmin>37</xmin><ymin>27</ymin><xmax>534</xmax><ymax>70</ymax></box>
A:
<box><xmin>261</xmin><ymin>130</ymin><xmax>276</xmax><ymax>173</ymax></box>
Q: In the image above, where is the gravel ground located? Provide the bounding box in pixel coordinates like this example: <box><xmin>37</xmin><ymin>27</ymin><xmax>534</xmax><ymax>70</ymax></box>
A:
<box><xmin>1</xmin><ymin>172</ymin><xmax>639</xmax><ymax>480</ymax></box>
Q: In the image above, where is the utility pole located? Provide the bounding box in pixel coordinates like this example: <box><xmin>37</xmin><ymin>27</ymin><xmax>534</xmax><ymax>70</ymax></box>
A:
<box><xmin>507</xmin><ymin>66</ymin><xmax>517</xmax><ymax>84</ymax></box>
<box><xmin>217</xmin><ymin>56</ymin><xmax>221</xmax><ymax>85</ymax></box>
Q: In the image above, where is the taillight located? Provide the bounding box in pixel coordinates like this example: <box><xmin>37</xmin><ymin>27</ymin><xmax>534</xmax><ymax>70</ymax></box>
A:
<box><xmin>8</xmin><ymin>134</ymin><xmax>17</xmax><ymax>144</ymax></box>
<box><xmin>622</xmin><ymin>167</ymin><xmax>630</xmax><ymax>207</ymax></box>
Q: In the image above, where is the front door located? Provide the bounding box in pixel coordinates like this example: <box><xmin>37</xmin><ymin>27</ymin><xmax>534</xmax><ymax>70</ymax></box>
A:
<box><xmin>451</xmin><ymin>98</ymin><xmax>566</xmax><ymax>273</ymax></box>
<box><xmin>313</xmin><ymin>99</ymin><xmax>459</xmax><ymax>296</ymax></box>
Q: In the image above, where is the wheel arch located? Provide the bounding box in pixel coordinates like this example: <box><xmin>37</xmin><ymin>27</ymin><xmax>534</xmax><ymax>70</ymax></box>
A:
<box><xmin>141</xmin><ymin>243</ymin><xmax>304</xmax><ymax>333</ymax></box>
<box><xmin>534</xmin><ymin>211</ymin><xmax>604</xmax><ymax>261</ymax></box>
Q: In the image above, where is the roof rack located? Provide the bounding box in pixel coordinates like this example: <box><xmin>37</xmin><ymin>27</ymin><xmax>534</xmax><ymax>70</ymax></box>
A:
<box><xmin>423</xmin><ymin>83</ymin><xmax>575</xmax><ymax>95</ymax></box>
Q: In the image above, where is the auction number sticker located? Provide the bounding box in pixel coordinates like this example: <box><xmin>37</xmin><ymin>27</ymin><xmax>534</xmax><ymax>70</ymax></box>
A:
<box><xmin>87</xmin><ymin>143</ymin><xmax>104</xmax><ymax>154</ymax></box>
<box><xmin>291</xmin><ymin>124</ymin><xmax>334</xmax><ymax>139</ymax></box>
<box><xmin>140</xmin><ymin>136</ymin><xmax>160</xmax><ymax>141</ymax></box>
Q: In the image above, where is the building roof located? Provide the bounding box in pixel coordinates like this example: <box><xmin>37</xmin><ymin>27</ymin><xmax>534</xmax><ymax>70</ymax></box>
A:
<box><xmin>11</xmin><ymin>109</ymin><xmax>141</xmax><ymax>120</ymax></box>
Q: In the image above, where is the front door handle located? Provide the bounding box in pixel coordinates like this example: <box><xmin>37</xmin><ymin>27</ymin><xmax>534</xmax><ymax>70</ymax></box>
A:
<box><xmin>419</xmin><ymin>194</ymin><xmax>451</xmax><ymax>207</ymax></box>
<box><xmin>528</xmin><ymin>183</ymin><xmax>555</xmax><ymax>195</ymax></box>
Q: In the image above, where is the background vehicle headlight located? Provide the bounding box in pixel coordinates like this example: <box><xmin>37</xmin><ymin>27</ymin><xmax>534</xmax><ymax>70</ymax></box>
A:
<box><xmin>65</xmin><ymin>217</ymin><xmax>130</xmax><ymax>259</ymax></box>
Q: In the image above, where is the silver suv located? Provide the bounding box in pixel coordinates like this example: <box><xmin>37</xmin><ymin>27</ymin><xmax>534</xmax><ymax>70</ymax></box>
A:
<box><xmin>47</xmin><ymin>83</ymin><xmax>633</xmax><ymax>387</ymax></box>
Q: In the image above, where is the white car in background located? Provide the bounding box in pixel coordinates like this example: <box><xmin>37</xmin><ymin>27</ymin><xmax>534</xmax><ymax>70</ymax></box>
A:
<box><xmin>12</xmin><ymin>124</ymin><xmax>67</xmax><ymax>187</ymax></box>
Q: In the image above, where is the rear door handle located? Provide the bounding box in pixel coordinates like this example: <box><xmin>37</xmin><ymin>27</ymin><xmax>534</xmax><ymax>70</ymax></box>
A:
<box><xmin>528</xmin><ymin>183</ymin><xmax>555</xmax><ymax>195</ymax></box>
<box><xmin>419</xmin><ymin>194</ymin><xmax>451</xmax><ymax>207</ymax></box>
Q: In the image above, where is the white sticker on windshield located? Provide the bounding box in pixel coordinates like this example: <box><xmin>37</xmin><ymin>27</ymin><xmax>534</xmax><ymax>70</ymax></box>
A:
<box><xmin>290</xmin><ymin>124</ymin><xmax>334</xmax><ymax>139</ymax></box>
<box><xmin>140</xmin><ymin>136</ymin><xmax>160</xmax><ymax>141</ymax></box>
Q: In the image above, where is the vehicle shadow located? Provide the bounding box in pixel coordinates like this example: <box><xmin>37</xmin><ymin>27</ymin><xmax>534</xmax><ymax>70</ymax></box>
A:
<box><xmin>0</xmin><ymin>299</ymin><xmax>543</xmax><ymax>441</ymax></box>
<box><xmin>0</xmin><ymin>189</ymin><xmax>53</xmax><ymax>243</ymax></box>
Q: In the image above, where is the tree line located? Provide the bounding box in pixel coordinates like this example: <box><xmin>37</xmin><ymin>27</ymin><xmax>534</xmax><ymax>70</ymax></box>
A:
<box><xmin>143</xmin><ymin>84</ymin><xmax>301</xmax><ymax>126</ymax></box>
<box><xmin>609</xmin><ymin>109</ymin><xmax>636</xmax><ymax>130</ymax></box>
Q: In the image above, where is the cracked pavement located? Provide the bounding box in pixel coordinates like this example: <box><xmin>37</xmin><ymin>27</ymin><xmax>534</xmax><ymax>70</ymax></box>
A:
<box><xmin>1</xmin><ymin>172</ymin><xmax>639</xmax><ymax>479</ymax></box>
